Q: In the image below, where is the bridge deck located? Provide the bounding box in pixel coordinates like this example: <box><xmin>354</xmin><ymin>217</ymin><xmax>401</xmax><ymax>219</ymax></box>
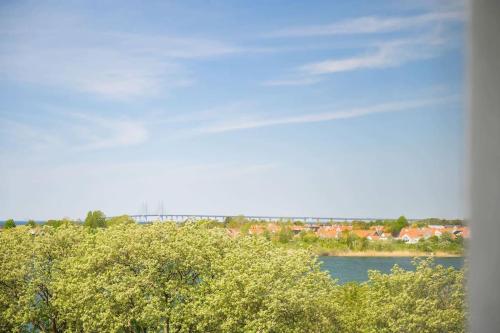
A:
<box><xmin>120</xmin><ymin>214</ymin><xmax>418</xmax><ymax>224</ymax></box>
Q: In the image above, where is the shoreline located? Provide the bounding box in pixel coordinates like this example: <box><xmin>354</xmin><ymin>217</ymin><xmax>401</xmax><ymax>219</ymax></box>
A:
<box><xmin>316</xmin><ymin>250</ymin><xmax>463</xmax><ymax>258</ymax></box>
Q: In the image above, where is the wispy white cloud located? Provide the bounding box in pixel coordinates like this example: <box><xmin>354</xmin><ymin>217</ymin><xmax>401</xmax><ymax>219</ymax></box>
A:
<box><xmin>265</xmin><ymin>29</ymin><xmax>453</xmax><ymax>86</ymax></box>
<box><xmin>267</xmin><ymin>11</ymin><xmax>463</xmax><ymax>38</ymax></box>
<box><xmin>197</xmin><ymin>96</ymin><xmax>455</xmax><ymax>134</ymax></box>
<box><xmin>301</xmin><ymin>34</ymin><xmax>446</xmax><ymax>75</ymax></box>
<box><xmin>0</xmin><ymin>112</ymin><xmax>149</xmax><ymax>153</ymax></box>
<box><xmin>69</xmin><ymin>113</ymin><xmax>149</xmax><ymax>150</ymax></box>
<box><xmin>0</xmin><ymin>9</ymin><xmax>239</xmax><ymax>99</ymax></box>
<box><xmin>261</xmin><ymin>76</ymin><xmax>323</xmax><ymax>86</ymax></box>
<box><xmin>264</xmin><ymin>7</ymin><xmax>463</xmax><ymax>86</ymax></box>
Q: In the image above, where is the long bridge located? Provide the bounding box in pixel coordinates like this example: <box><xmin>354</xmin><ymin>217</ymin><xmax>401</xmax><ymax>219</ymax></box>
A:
<box><xmin>126</xmin><ymin>214</ymin><xmax>419</xmax><ymax>224</ymax></box>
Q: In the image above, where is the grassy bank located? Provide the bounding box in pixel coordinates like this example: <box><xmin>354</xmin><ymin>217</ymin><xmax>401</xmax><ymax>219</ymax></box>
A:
<box><xmin>315</xmin><ymin>250</ymin><xmax>463</xmax><ymax>257</ymax></box>
<box><xmin>271</xmin><ymin>236</ymin><xmax>465</xmax><ymax>257</ymax></box>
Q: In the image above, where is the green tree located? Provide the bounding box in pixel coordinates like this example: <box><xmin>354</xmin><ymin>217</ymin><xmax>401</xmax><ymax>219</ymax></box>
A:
<box><xmin>361</xmin><ymin>259</ymin><xmax>465</xmax><ymax>333</ymax></box>
<box><xmin>385</xmin><ymin>216</ymin><xmax>409</xmax><ymax>236</ymax></box>
<box><xmin>0</xmin><ymin>225</ymin><xmax>85</xmax><ymax>331</ymax></box>
<box><xmin>396</xmin><ymin>215</ymin><xmax>409</xmax><ymax>226</ymax></box>
<box><xmin>3</xmin><ymin>219</ymin><xmax>15</xmax><ymax>229</ymax></box>
<box><xmin>45</xmin><ymin>218</ymin><xmax>75</xmax><ymax>228</ymax></box>
<box><xmin>440</xmin><ymin>231</ymin><xmax>454</xmax><ymax>244</ymax></box>
<box><xmin>277</xmin><ymin>226</ymin><xmax>293</xmax><ymax>243</ymax></box>
<box><xmin>106</xmin><ymin>214</ymin><xmax>136</xmax><ymax>227</ymax></box>
<box><xmin>186</xmin><ymin>236</ymin><xmax>340</xmax><ymax>332</ymax></box>
<box><xmin>239</xmin><ymin>223</ymin><xmax>252</xmax><ymax>235</ymax></box>
<box><xmin>352</xmin><ymin>221</ymin><xmax>369</xmax><ymax>230</ymax></box>
<box><xmin>26</xmin><ymin>219</ymin><xmax>37</xmax><ymax>228</ymax></box>
<box><xmin>83</xmin><ymin>210</ymin><xmax>106</xmax><ymax>228</ymax></box>
<box><xmin>299</xmin><ymin>230</ymin><xmax>319</xmax><ymax>243</ymax></box>
<box><xmin>0</xmin><ymin>222</ymin><xmax>466</xmax><ymax>333</ymax></box>
<box><xmin>52</xmin><ymin>223</ymin><xmax>341</xmax><ymax>332</ymax></box>
<box><xmin>335</xmin><ymin>282</ymin><xmax>370</xmax><ymax>332</ymax></box>
<box><xmin>223</xmin><ymin>215</ymin><xmax>248</xmax><ymax>228</ymax></box>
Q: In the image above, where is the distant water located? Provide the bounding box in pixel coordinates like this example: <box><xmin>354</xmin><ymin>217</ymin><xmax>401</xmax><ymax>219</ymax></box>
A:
<box><xmin>0</xmin><ymin>220</ymin><xmax>43</xmax><ymax>226</ymax></box>
<box><xmin>319</xmin><ymin>256</ymin><xmax>464</xmax><ymax>284</ymax></box>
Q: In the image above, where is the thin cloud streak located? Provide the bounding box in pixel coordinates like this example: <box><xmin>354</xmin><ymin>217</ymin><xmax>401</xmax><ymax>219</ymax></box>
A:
<box><xmin>261</xmin><ymin>77</ymin><xmax>323</xmax><ymax>86</ymax></box>
<box><xmin>0</xmin><ymin>9</ymin><xmax>240</xmax><ymax>100</ymax></box>
<box><xmin>265</xmin><ymin>7</ymin><xmax>462</xmax><ymax>86</ymax></box>
<box><xmin>265</xmin><ymin>32</ymin><xmax>451</xmax><ymax>85</ymax></box>
<box><xmin>198</xmin><ymin>97</ymin><xmax>456</xmax><ymax>134</ymax></box>
<box><xmin>71</xmin><ymin>114</ymin><xmax>149</xmax><ymax>151</ymax></box>
<box><xmin>267</xmin><ymin>11</ymin><xmax>463</xmax><ymax>38</ymax></box>
<box><xmin>0</xmin><ymin>112</ymin><xmax>149</xmax><ymax>153</ymax></box>
<box><xmin>301</xmin><ymin>35</ymin><xmax>445</xmax><ymax>75</ymax></box>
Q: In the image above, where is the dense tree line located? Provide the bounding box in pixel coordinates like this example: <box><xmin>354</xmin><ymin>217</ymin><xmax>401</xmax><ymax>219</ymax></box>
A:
<box><xmin>279</xmin><ymin>230</ymin><xmax>465</xmax><ymax>255</ymax></box>
<box><xmin>0</xmin><ymin>222</ymin><xmax>466</xmax><ymax>332</ymax></box>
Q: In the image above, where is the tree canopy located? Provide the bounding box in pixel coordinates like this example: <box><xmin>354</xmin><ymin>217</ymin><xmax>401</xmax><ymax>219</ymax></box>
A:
<box><xmin>0</xmin><ymin>222</ymin><xmax>466</xmax><ymax>332</ymax></box>
<box><xmin>26</xmin><ymin>220</ymin><xmax>37</xmax><ymax>228</ymax></box>
<box><xmin>106</xmin><ymin>214</ymin><xmax>136</xmax><ymax>227</ymax></box>
<box><xmin>384</xmin><ymin>215</ymin><xmax>409</xmax><ymax>236</ymax></box>
<box><xmin>3</xmin><ymin>219</ymin><xmax>15</xmax><ymax>229</ymax></box>
<box><xmin>83</xmin><ymin>210</ymin><xmax>106</xmax><ymax>228</ymax></box>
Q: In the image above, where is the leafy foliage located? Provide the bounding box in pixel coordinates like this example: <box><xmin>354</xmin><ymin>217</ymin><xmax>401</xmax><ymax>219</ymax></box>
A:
<box><xmin>3</xmin><ymin>219</ymin><xmax>16</xmax><ymax>229</ymax></box>
<box><xmin>83</xmin><ymin>210</ymin><xmax>106</xmax><ymax>228</ymax></box>
<box><xmin>44</xmin><ymin>218</ymin><xmax>77</xmax><ymax>228</ymax></box>
<box><xmin>386</xmin><ymin>215</ymin><xmax>409</xmax><ymax>236</ymax></box>
<box><xmin>361</xmin><ymin>259</ymin><xmax>465</xmax><ymax>333</ymax></box>
<box><xmin>0</xmin><ymin>223</ymin><xmax>466</xmax><ymax>332</ymax></box>
<box><xmin>106</xmin><ymin>214</ymin><xmax>136</xmax><ymax>227</ymax></box>
<box><xmin>0</xmin><ymin>225</ymin><xmax>85</xmax><ymax>332</ymax></box>
<box><xmin>26</xmin><ymin>220</ymin><xmax>37</xmax><ymax>228</ymax></box>
<box><xmin>333</xmin><ymin>260</ymin><xmax>466</xmax><ymax>333</ymax></box>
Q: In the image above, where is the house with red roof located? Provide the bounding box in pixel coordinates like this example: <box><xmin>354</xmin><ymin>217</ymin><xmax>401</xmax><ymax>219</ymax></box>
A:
<box><xmin>290</xmin><ymin>225</ymin><xmax>305</xmax><ymax>235</ymax></box>
<box><xmin>248</xmin><ymin>225</ymin><xmax>265</xmax><ymax>235</ymax></box>
<box><xmin>316</xmin><ymin>225</ymin><xmax>352</xmax><ymax>239</ymax></box>
<box><xmin>398</xmin><ymin>226</ymin><xmax>458</xmax><ymax>243</ymax></box>
<box><xmin>445</xmin><ymin>226</ymin><xmax>470</xmax><ymax>239</ymax></box>
<box><xmin>399</xmin><ymin>227</ymin><xmax>426</xmax><ymax>243</ymax></box>
<box><xmin>316</xmin><ymin>226</ymin><xmax>338</xmax><ymax>239</ymax></box>
<box><xmin>267</xmin><ymin>223</ymin><xmax>281</xmax><ymax>234</ymax></box>
<box><xmin>226</xmin><ymin>228</ymin><xmax>240</xmax><ymax>238</ymax></box>
<box><xmin>367</xmin><ymin>232</ymin><xmax>390</xmax><ymax>241</ymax></box>
<box><xmin>352</xmin><ymin>229</ymin><xmax>373</xmax><ymax>238</ymax></box>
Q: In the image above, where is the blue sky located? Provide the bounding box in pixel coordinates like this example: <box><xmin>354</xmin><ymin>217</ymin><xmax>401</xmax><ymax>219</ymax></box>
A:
<box><xmin>0</xmin><ymin>0</ymin><xmax>465</xmax><ymax>220</ymax></box>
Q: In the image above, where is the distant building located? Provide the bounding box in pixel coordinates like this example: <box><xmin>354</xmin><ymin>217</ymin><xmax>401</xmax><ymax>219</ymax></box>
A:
<box><xmin>352</xmin><ymin>230</ymin><xmax>372</xmax><ymax>238</ymax></box>
<box><xmin>399</xmin><ymin>228</ymin><xmax>425</xmax><ymax>243</ymax></box>
<box><xmin>290</xmin><ymin>225</ymin><xmax>305</xmax><ymax>235</ymax></box>
<box><xmin>446</xmin><ymin>226</ymin><xmax>470</xmax><ymax>239</ymax></box>
<box><xmin>226</xmin><ymin>228</ymin><xmax>240</xmax><ymax>238</ymax></box>
<box><xmin>398</xmin><ymin>226</ymin><xmax>470</xmax><ymax>243</ymax></box>
<box><xmin>248</xmin><ymin>225</ymin><xmax>265</xmax><ymax>235</ymax></box>
<box><xmin>316</xmin><ymin>225</ymin><xmax>352</xmax><ymax>239</ymax></box>
<box><xmin>267</xmin><ymin>223</ymin><xmax>280</xmax><ymax>234</ymax></box>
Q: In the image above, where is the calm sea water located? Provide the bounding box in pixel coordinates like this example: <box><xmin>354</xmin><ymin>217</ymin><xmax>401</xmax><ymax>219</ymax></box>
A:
<box><xmin>0</xmin><ymin>220</ymin><xmax>42</xmax><ymax>226</ymax></box>
<box><xmin>319</xmin><ymin>256</ymin><xmax>464</xmax><ymax>284</ymax></box>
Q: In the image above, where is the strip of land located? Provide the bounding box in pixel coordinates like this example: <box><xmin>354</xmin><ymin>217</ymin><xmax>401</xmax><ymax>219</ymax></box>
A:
<box><xmin>317</xmin><ymin>250</ymin><xmax>463</xmax><ymax>257</ymax></box>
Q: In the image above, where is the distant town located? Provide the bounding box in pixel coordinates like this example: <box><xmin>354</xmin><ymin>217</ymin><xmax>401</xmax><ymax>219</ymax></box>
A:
<box><xmin>1</xmin><ymin>213</ymin><xmax>466</xmax><ymax>257</ymax></box>
<box><xmin>240</xmin><ymin>222</ymin><xmax>469</xmax><ymax>244</ymax></box>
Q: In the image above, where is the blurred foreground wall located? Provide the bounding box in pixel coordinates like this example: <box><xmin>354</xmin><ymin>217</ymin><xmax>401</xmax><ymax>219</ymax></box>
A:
<box><xmin>469</xmin><ymin>1</ymin><xmax>500</xmax><ymax>332</ymax></box>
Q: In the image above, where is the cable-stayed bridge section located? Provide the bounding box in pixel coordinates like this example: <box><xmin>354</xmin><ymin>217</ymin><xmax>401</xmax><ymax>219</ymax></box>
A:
<box><xmin>127</xmin><ymin>214</ymin><xmax>418</xmax><ymax>224</ymax></box>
